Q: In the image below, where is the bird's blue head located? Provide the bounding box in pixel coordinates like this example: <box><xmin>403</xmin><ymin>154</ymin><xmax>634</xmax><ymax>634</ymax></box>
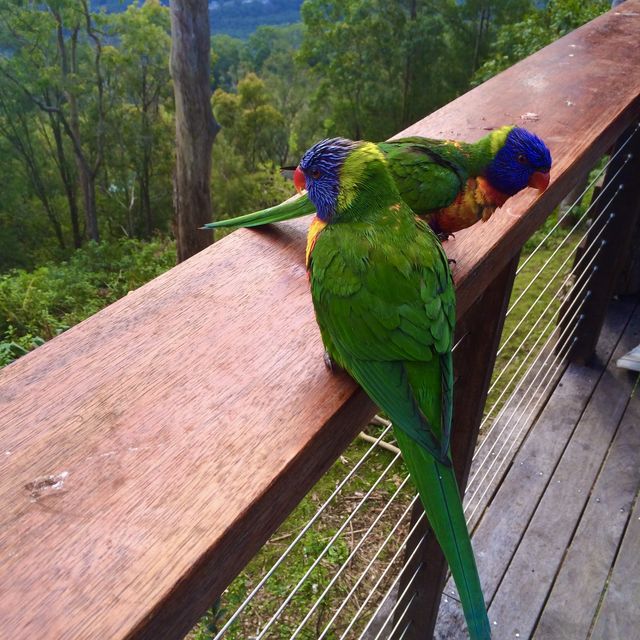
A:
<box><xmin>484</xmin><ymin>127</ymin><xmax>552</xmax><ymax>196</ymax></box>
<box><xmin>294</xmin><ymin>137</ymin><xmax>359</xmax><ymax>222</ymax></box>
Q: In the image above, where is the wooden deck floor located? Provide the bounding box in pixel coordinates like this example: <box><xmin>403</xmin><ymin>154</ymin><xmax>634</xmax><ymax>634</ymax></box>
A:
<box><xmin>434</xmin><ymin>297</ymin><xmax>640</xmax><ymax>640</ymax></box>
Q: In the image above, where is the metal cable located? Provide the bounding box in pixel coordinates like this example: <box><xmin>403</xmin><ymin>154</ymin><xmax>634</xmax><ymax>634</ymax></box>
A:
<box><xmin>332</xmin><ymin>508</ymin><xmax>426</xmax><ymax>640</ymax></box>
<box><xmin>212</xmin><ymin>422</ymin><xmax>394</xmax><ymax>638</ymax></box>
<box><xmin>471</xmin><ymin>274</ymin><xmax>592</xmax><ymax>473</ymax></box>
<box><xmin>498</xmin><ymin>207</ymin><xmax>614</xmax><ymax>359</ymax></box>
<box><xmin>488</xmin><ymin>239</ymin><xmax>600</xmax><ymax>403</ymax></box>
<box><xmin>315</xmin><ymin>495</ymin><xmax>422</xmax><ymax>639</ymax></box>
<box><xmin>506</xmin><ymin>189</ymin><xmax>619</xmax><ymax>320</ymax></box>
<box><xmin>465</xmin><ymin>334</ymin><xmax>579</xmax><ymax>523</ymax></box>
<box><xmin>467</xmin><ymin>313</ymin><xmax>582</xmax><ymax>510</ymax></box>
<box><xmin>480</xmin><ymin>237</ymin><xmax>604</xmax><ymax>437</ymax></box>
<box><xmin>254</xmin><ymin>450</ymin><xmax>403</xmax><ymax>639</ymax></box>
<box><xmin>371</xmin><ymin>584</ymin><xmax>418</xmax><ymax>640</ymax></box>
<box><xmin>287</xmin><ymin>474</ymin><xmax>413</xmax><ymax>638</ymax></box>
<box><xmin>515</xmin><ymin>122</ymin><xmax>637</xmax><ymax>276</ymax></box>
<box><xmin>397</xmin><ymin>621</ymin><xmax>412</xmax><ymax>640</ymax></box>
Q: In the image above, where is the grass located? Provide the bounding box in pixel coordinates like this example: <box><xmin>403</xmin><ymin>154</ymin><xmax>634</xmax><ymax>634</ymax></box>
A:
<box><xmin>191</xmin><ymin>426</ymin><xmax>415</xmax><ymax>640</ymax></box>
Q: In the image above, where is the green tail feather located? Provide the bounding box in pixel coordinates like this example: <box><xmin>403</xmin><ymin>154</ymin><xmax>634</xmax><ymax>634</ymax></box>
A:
<box><xmin>394</xmin><ymin>428</ymin><xmax>491</xmax><ymax>640</ymax></box>
<box><xmin>202</xmin><ymin>193</ymin><xmax>315</xmax><ymax>229</ymax></box>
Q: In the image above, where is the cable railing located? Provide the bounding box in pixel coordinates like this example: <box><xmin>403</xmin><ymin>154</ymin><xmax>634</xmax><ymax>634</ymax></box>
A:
<box><xmin>201</xmin><ymin>120</ymin><xmax>640</xmax><ymax>640</ymax></box>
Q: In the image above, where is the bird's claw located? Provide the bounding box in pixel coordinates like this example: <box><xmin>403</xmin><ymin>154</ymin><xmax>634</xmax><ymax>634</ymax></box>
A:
<box><xmin>323</xmin><ymin>351</ymin><xmax>335</xmax><ymax>371</ymax></box>
<box><xmin>448</xmin><ymin>258</ymin><xmax>457</xmax><ymax>266</ymax></box>
<box><xmin>438</xmin><ymin>231</ymin><xmax>455</xmax><ymax>242</ymax></box>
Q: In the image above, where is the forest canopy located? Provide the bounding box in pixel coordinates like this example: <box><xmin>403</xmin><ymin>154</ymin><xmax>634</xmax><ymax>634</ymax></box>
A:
<box><xmin>0</xmin><ymin>0</ymin><xmax>609</xmax><ymax>364</ymax></box>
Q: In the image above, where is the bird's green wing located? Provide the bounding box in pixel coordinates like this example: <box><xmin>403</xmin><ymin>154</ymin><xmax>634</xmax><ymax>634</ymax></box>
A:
<box><xmin>202</xmin><ymin>193</ymin><xmax>315</xmax><ymax>229</ymax></box>
<box><xmin>379</xmin><ymin>137</ymin><xmax>470</xmax><ymax>214</ymax></box>
<box><xmin>310</xmin><ymin>212</ymin><xmax>455</xmax><ymax>461</ymax></box>
<box><xmin>346</xmin><ymin>359</ymin><xmax>449</xmax><ymax>464</ymax></box>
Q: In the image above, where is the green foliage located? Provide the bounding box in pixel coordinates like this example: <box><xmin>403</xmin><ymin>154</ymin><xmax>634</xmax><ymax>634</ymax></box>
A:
<box><xmin>214</xmin><ymin>73</ymin><xmax>288</xmax><ymax>168</ymax></box>
<box><xmin>211</xmin><ymin>34</ymin><xmax>245</xmax><ymax>91</ymax></box>
<box><xmin>299</xmin><ymin>0</ymin><xmax>410</xmax><ymax>140</ymax></box>
<box><xmin>0</xmin><ymin>237</ymin><xmax>175</xmax><ymax>366</ymax></box>
<box><xmin>298</xmin><ymin>0</ymin><xmax>534</xmax><ymax>141</ymax></box>
<box><xmin>210</xmin><ymin>138</ymin><xmax>293</xmax><ymax>225</ymax></box>
<box><xmin>475</xmin><ymin>0</ymin><xmax>610</xmax><ymax>83</ymax></box>
<box><xmin>211</xmin><ymin>73</ymin><xmax>294</xmax><ymax>224</ymax></box>
<box><xmin>0</xmin><ymin>0</ymin><xmax>175</xmax><ymax>261</ymax></box>
<box><xmin>101</xmin><ymin>0</ymin><xmax>175</xmax><ymax>238</ymax></box>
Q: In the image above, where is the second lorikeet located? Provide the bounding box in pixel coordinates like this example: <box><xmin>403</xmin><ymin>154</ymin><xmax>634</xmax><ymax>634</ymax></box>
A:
<box><xmin>302</xmin><ymin>137</ymin><xmax>491</xmax><ymax>639</ymax></box>
<box><xmin>203</xmin><ymin>125</ymin><xmax>551</xmax><ymax>237</ymax></box>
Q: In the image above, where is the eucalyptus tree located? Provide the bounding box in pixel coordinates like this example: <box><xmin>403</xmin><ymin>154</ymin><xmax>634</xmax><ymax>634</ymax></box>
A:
<box><xmin>0</xmin><ymin>0</ymin><xmax>109</xmax><ymax>242</ymax></box>
<box><xmin>170</xmin><ymin>0</ymin><xmax>220</xmax><ymax>262</ymax></box>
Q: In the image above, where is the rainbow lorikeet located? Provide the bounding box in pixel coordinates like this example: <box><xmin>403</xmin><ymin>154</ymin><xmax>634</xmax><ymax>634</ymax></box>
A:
<box><xmin>203</xmin><ymin>126</ymin><xmax>551</xmax><ymax>237</ymax></box>
<box><xmin>302</xmin><ymin>137</ymin><xmax>491</xmax><ymax>639</ymax></box>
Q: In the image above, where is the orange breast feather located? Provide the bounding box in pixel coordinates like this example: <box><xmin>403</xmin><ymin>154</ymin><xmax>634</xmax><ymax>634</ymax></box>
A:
<box><xmin>306</xmin><ymin>216</ymin><xmax>327</xmax><ymax>269</ymax></box>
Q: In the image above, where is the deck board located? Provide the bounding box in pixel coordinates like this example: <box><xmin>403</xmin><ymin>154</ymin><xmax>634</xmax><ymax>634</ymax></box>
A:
<box><xmin>533</xmin><ymin>378</ymin><xmax>640</xmax><ymax>639</ymax></box>
<box><xmin>434</xmin><ymin>300</ymin><xmax>637</xmax><ymax>638</ymax></box>
<box><xmin>486</xmin><ymin>303</ymin><xmax>640</xmax><ymax>638</ymax></box>
<box><xmin>589</xmin><ymin>476</ymin><xmax>640</xmax><ymax>639</ymax></box>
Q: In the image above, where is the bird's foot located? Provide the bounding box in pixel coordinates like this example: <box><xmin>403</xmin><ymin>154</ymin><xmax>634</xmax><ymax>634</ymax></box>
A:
<box><xmin>448</xmin><ymin>258</ymin><xmax>457</xmax><ymax>267</ymax></box>
<box><xmin>438</xmin><ymin>231</ymin><xmax>455</xmax><ymax>242</ymax></box>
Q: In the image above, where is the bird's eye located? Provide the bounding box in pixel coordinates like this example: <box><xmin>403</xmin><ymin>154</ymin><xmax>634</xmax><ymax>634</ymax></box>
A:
<box><xmin>517</xmin><ymin>154</ymin><xmax>528</xmax><ymax>165</ymax></box>
<box><xmin>310</xmin><ymin>168</ymin><xmax>321</xmax><ymax>179</ymax></box>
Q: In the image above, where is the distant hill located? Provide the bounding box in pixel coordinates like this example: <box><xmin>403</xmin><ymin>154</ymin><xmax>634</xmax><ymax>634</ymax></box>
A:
<box><xmin>91</xmin><ymin>0</ymin><xmax>303</xmax><ymax>39</ymax></box>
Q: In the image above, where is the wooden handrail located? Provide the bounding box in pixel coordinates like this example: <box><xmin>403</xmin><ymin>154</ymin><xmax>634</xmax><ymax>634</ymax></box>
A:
<box><xmin>1</xmin><ymin>4</ymin><xmax>640</xmax><ymax>639</ymax></box>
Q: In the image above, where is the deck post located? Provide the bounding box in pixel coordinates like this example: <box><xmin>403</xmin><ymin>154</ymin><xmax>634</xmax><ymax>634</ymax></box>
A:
<box><xmin>392</xmin><ymin>253</ymin><xmax>520</xmax><ymax>639</ymax></box>
<box><xmin>562</xmin><ymin>121</ymin><xmax>640</xmax><ymax>365</ymax></box>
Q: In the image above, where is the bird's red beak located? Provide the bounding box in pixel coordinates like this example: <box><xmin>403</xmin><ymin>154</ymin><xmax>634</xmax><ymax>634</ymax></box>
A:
<box><xmin>293</xmin><ymin>166</ymin><xmax>306</xmax><ymax>193</ymax></box>
<box><xmin>528</xmin><ymin>171</ymin><xmax>550</xmax><ymax>191</ymax></box>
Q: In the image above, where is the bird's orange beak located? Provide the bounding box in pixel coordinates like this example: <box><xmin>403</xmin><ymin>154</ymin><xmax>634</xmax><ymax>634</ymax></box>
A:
<box><xmin>528</xmin><ymin>171</ymin><xmax>550</xmax><ymax>191</ymax></box>
<box><xmin>293</xmin><ymin>166</ymin><xmax>306</xmax><ymax>193</ymax></box>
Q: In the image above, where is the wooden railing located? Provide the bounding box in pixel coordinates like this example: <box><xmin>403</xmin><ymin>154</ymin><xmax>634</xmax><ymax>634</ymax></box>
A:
<box><xmin>1</xmin><ymin>4</ymin><xmax>640</xmax><ymax>639</ymax></box>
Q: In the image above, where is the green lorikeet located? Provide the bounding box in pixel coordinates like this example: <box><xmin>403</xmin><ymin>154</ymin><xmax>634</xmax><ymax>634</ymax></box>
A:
<box><xmin>203</xmin><ymin>126</ymin><xmax>551</xmax><ymax>237</ymax></box>
<box><xmin>302</xmin><ymin>137</ymin><xmax>491</xmax><ymax>639</ymax></box>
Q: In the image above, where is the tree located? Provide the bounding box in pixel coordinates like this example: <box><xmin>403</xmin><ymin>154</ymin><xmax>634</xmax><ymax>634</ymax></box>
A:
<box><xmin>475</xmin><ymin>0</ymin><xmax>609</xmax><ymax>83</ymax></box>
<box><xmin>211</xmin><ymin>34</ymin><xmax>244</xmax><ymax>92</ymax></box>
<box><xmin>213</xmin><ymin>73</ymin><xmax>287</xmax><ymax>169</ymax></box>
<box><xmin>211</xmin><ymin>72</ymin><xmax>291</xmax><ymax>224</ymax></box>
<box><xmin>0</xmin><ymin>80</ymin><xmax>66</xmax><ymax>251</ymax></box>
<box><xmin>298</xmin><ymin>0</ymin><xmax>478</xmax><ymax>140</ymax></box>
<box><xmin>170</xmin><ymin>0</ymin><xmax>220</xmax><ymax>262</ymax></box>
<box><xmin>103</xmin><ymin>0</ymin><xmax>174</xmax><ymax>238</ymax></box>
<box><xmin>0</xmin><ymin>0</ymin><xmax>109</xmax><ymax>243</ymax></box>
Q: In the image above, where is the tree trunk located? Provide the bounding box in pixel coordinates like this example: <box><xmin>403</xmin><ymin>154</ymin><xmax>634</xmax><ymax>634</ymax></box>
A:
<box><xmin>56</xmin><ymin>16</ymin><xmax>100</xmax><ymax>242</ymax></box>
<box><xmin>77</xmin><ymin>158</ymin><xmax>100</xmax><ymax>242</ymax></box>
<box><xmin>170</xmin><ymin>0</ymin><xmax>220</xmax><ymax>263</ymax></box>
<box><xmin>48</xmin><ymin>108</ymin><xmax>82</xmax><ymax>248</ymax></box>
<box><xmin>401</xmin><ymin>0</ymin><xmax>418</xmax><ymax>128</ymax></box>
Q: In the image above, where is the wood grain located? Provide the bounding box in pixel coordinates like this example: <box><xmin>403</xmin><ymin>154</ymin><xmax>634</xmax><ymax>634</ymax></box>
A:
<box><xmin>533</xmin><ymin>382</ymin><xmax>640</xmax><ymax>639</ymax></box>
<box><xmin>1</xmin><ymin>4</ymin><xmax>640</xmax><ymax>639</ymax></box>
<box><xmin>561</xmin><ymin>122</ymin><xmax>640</xmax><ymax>363</ymax></box>
<box><xmin>486</xmin><ymin>305</ymin><xmax>640</xmax><ymax>638</ymax></box>
<box><xmin>433</xmin><ymin>300</ymin><xmax>635</xmax><ymax>639</ymax></box>
<box><xmin>589</xmin><ymin>465</ymin><xmax>640</xmax><ymax>640</ymax></box>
